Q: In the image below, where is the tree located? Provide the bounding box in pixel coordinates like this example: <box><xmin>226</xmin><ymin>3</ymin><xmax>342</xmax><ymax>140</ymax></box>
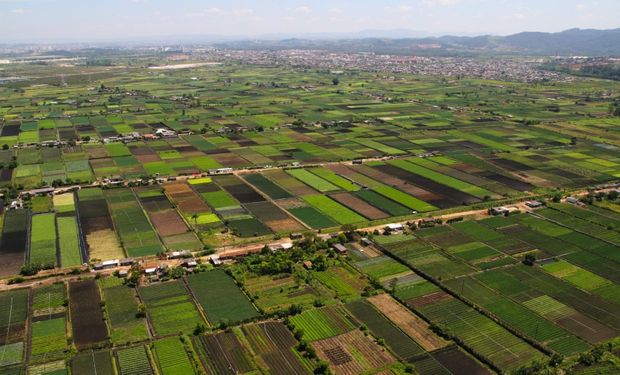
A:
<box><xmin>332</xmin><ymin>78</ymin><xmax>340</xmax><ymax>86</ymax></box>
<box><xmin>191</xmin><ymin>213</ymin><xmax>199</xmax><ymax>226</ymax></box>
<box><xmin>523</xmin><ymin>253</ymin><xmax>536</xmax><ymax>266</ymax></box>
<box><xmin>136</xmin><ymin>304</ymin><xmax>147</xmax><ymax>318</ymax></box>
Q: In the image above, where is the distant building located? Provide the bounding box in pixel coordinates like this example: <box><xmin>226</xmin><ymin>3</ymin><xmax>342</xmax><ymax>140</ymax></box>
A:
<box><xmin>155</xmin><ymin>128</ymin><xmax>177</xmax><ymax>138</ymax></box>
<box><xmin>290</xmin><ymin>233</ymin><xmax>303</xmax><ymax>240</ymax></box>
<box><xmin>332</xmin><ymin>243</ymin><xmax>348</xmax><ymax>254</ymax></box>
<box><xmin>208</xmin><ymin>168</ymin><xmax>234</xmax><ymax>175</ymax></box>
<box><xmin>525</xmin><ymin>200</ymin><xmax>544</xmax><ymax>209</ymax></box>
<box><xmin>168</xmin><ymin>250</ymin><xmax>192</xmax><ymax>259</ymax></box>
<box><xmin>489</xmin><ymin>207</ymin><xmax>510</xmax><ymax>216</ymax></box>
<box><xmin>386</xmin><ymin>223</ymin><xmax>404</xmax><ymax>232</ymax></box>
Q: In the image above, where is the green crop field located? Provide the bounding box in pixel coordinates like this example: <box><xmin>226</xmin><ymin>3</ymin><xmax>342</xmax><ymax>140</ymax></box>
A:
<box><xmin>116</xmin><ymin>345</ymin><xmax>153</xmax><ymax>375</ymax></box>
<box><xmin>187</xmin><ymin>270</ymin><xmax>259</xmax><ymax>325</ymax></box>
<box><xmin>289</xmin><ymin>305</ymin><xmax>357</xmax><ymax>341</ymax></box>
<box><xmin>153</xmin><ymin>337</ymin><xmax>196</xmax><ymax>375</ymax></box>
<box><xmin>139</xmin><ymin>281</ymin><xmax>204</xmax><ymax>335</ymax></box>
<box><xmin>56</xmin><ymin>216</ymin><xmax>82</xmax><ymax>268</ymax></box>
<box><xmin>303</xmin><ymin>194</ymin><xmax>365</xmax><ymax>224</ymax></box>
<box><xmin>287</xmin><ymin>168</ymin><xmax>340</xmax><ymax>193</ymax></box>
<box><xmin>29</xmin><ymin>213</ymin><xmax>57</xmax><ymax>266</ymax></box>
<box><xmin>30</xmin><ymin>318</ymin><xmax>66</xmax><ymax>361</ymax></box>
<box><xmin>100</xmin><ymin>280</ymin><xmax>149</xmax><ymax>344</ymax></box>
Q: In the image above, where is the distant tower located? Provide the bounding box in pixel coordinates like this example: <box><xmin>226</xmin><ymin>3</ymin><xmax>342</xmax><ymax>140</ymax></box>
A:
<box><xmin>60</xmin><ymin>73</ymin><xmax>67</xmax><ymax>87</ymax></box>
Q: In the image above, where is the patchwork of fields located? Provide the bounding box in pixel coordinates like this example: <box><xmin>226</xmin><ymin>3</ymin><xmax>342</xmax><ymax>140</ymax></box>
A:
<box><xmin>0</xmin><ymin>55</ymin><xmax>619</xmax><ymax>375</ymax></box>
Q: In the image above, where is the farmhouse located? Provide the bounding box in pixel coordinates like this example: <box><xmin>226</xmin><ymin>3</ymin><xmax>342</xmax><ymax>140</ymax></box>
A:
<box><xmin>208</xmin><ymin>167</ymin><xmax>234</xmax><ymax>175</ymax></box>
<box><xmin>168</xmin><ymin>250</ymin><xmax>192</xmax><ymax>259</ymax></box>
<box><xmin>525</xmin><ymin>200</ymin><xmax>544</xmax><ymax>208</ymax></box>
<box><xmin>332</xmin><ymin>243</ymin><xmax>348</xmax><ymax>254</ymax></box>
<box><xmin>386</xmin><ymin>223</ymin><xmax>404</xmax><ymax>232</ymax></box>
<box><xmin>209</xmin><ymin>255</ymin><xmax>222</xmax><ymax>266</ymax></box>
<box><xmin>489</xmin><ymin>207</ymin><xmax>510</xmax><ymax>216</ymax></box>
<box><xmin>93</xmin><ymin>259</ymin><xmax>120</xmax><ymax>270</ymax></box>
<box><xmin>155</xmin><ymin>128</ymin><xmax>177</xmax><ymax>138</ymax></box>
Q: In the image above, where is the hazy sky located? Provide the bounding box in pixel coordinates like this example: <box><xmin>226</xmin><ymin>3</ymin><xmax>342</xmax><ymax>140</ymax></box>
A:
<box><xmin>1</xmin><ymin>0</ymin><xmax>619</xmax><ymax>43</ymax></box>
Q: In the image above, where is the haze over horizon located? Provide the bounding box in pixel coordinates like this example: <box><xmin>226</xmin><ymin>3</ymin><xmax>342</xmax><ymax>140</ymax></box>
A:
<box><xmin>1</xmin><ymin>0</ymin><xmax>619</xmax><ymax>43</ymax></box>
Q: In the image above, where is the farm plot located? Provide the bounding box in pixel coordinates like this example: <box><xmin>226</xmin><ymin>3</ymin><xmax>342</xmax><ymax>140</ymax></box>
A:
<box><xmin>56</xmin><ymin>216</ymin><xmax>82</xmax><ymax>268</ymax></box>
<box><xmin>99</xmin><ymin>279</ymin><xmax>148</xmax><ymax>344</ymax></box>
<box><xmin>303</xmin><ymin>195</ymin><xmax>365</xmax><ymax>225</ymax></box>
<box><xmin>242</xmin><ymin>173</ymin><xmax>292</xmax><ymax>199</ymax></box>
<box><xmin>52</xmin><ymin>193</ymin><xmax>75</xmax><ymax>214</ymax></box>
<box><xmin>329</xmin><ymin>192</ymin><xmax>389</xmax><ymax>220</ymax></box>
<box><xmin>105</xmin><ymin>188</ymin><xmax>164</xmax><ymax>257</ymax></box>
<box><xmin>345</xmin><ymin>300</ymin><xmax>429</xmax><ymax>364</ymax></box>
<box><xmin>139</xmin><ymin>280</ymin><xmax>204</xmax><ymax>335</ymax></box>
<box><xmin>431</xmin><ymin>346</ymin><xmax>491</xmax><ymax>375</ymax></box>
<box><xmin>245</xmin><ymin>201</ymin><xmax>304</xmax><ymax>233</ymax></box>
<box><xmin>287</xmin><ymin>206</ymin><xmax>337</xmax><ymax>229</ymax></box>
<box><xmin>287</xmin><ymin>169</ymin><xmax>340</xmax><ymax>193</ymax></box>
<box><xmin>68</xmin><ymin>280</ymin><xmax>108</xmax><ymax>349</ymax></box>
<box><xmin>313</xmin><ymin>265</ymin><xmax>367</xmax><ymax>302</ymax></box>
<box><xmin>354</xmin><ymin>190</ymin><xmax>411</xmax><ymax>217</ymax></box>
<box><xmin>77</xmin><ymin>188</ymin><xmax>123</xmax><ymax>260</ymax></box>
<box><xmin>214</xmin><ymin>175</ymin><xmax>266</xmax><ymax>204</ymax></box>
<box><xmin>71</xmin><ymin>350</ymin><xmax>115</xmax><ymax>375</ymax></box>
<box><xmin>289</xmin><ymin>305</ymin><xmax>358</xmax><ymax>341</ymax></box>
<box><xmin>186</xmin><ymin>270</ymin><xmax>259</xmax><ymax>325</ymax></box>
<box><xmin>312</xmin><ymin>329</ymin><xmax>396</xmax><ymax>375</ymax></box>
<box><xmin>367</xmin><ymin>294</ymin><xmax>448</xmax><ymax>351</ymax></box>
<box><xmin>163</xmin><ymin>181</ymin><xmax>221</xmax><ymax>231</ymax></box>
<box><xmin>136</xmin><ymin>187</ymin><xmax>201</xmax><ymax>250</ymax></box>
<box><xmin>0</xmin><ymin>289</ymin><xmax>29</xmax><ymax>367</ymax></box>
<box><xmin>115</xmin><ymin>345</ymin><xmax>154</xmax><ymax>375</ymax></box>
<box><xmin>242</xmin><ymin>322</ymin><xmax>310</xmax><ymax>375</ymax></box>
<box><xmin>263</xmin><ymin>169</ymin><xmax>318</xmax><ymax>196</ymax></box>
<box><xmin>418</xmin><ymin>296</ymin><xmax>546</xmax><ymax>371</ymax></box>
<box><xmin>443</xmin><ymin>276</ymin><xmax>589</xmax><ymax>356</ymax></box>
<box><xmin>503</xmin><ymin>266</ymin><xmax>620</xmax><ymax>336</ymax></box>
<box><xmin>0</xmin><ymin>209</ymin><xmax>28</xmax><ymax>276</ymax></box>
<box><xmin>26</xmin><ymin>360</ymin><xmax>67</xmax><ymax>375</ymax></box>
<box><xmin>243</xmin><ymin>273</ymin><xmax>324</xmax><ymax>313</ymax></box>
<box><xmin>29</xmin><ymin>317</ymin><xmax>66</xmax><ymax>363</ymax></box>
<box><xmin>192</xmin><ymin>330</ymin><xmax>255</xmax><ymax>375</ymax></box>
<box><xmin>355</xmin><ymin>256</ymin><xmax>409</xmax><ymax>281</ymax></box>
<box><xmin>153</xmin><ymin>337</ymin><xmax>196</xmax><ymax>375</ymax></box>
<box><xmin>29</xmin><ymin>213</ymin><xmax>57</xmax><ymax>267</ymax></box>
<box><xmin>30</xmin><ymin>284</ymin><xmax>68</xmax><ymax>363</ymax></box>
<box><xmin>32</xmin><ymin>284</ymin><xmax>65</xmax><ymax>317</ymax></box>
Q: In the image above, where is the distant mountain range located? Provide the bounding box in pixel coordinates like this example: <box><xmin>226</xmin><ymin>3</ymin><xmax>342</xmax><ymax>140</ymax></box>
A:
<box><xmin>215</xmin><ymin>28</ymin><xmax>620</xmax><ymax>57</ymax></box>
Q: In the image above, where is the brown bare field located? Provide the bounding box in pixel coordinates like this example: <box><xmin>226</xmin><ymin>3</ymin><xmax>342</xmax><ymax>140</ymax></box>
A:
<box><xmin>264</xmin><ymin>218</ymin><xmax>305</xmax><ymax>232</ymax></box>
<box><xmin>349</xmin><ymin>242</ymin><xmax>382</xmax><ymax>258</ymax></box>
<box><xmin>330</xmin><ymin>192</ymin><xmax>389</xmax><ymax>220</ymax></box>
<box><xmin>150</xmin><ymin>211</ymin><xmax>188</xmax><ymax>236</ymax></box>
<box><xmin>273</xmin><ymin>198</ymin><xmax>306</xmax><ymax>209</ymax></box>
<box><xmin>368</xmin><ymin>294</ymin><xmax>448</xmax><ymax>351</ymax></box>
<box><xmin>86</xmin><ymin>229</ymin><xmax>123</xmax><ymax>260</ymax></box>
<box><xmin>164</xmin><ymin>182</ymin><xmax>212</xmax><ymax>214</ymax></box>
<box><xmin>312</xmin><ymin>329</ymin><xmax>395</xmax><ymax>375</ymax></box>
<box><xmin>135</xmin><ymin>154</ymin><xmax>161</xmax><ymax>163</ymax></box>
<box><xmin>407</xmin><ymin>291</ymin><xmax>453</xmax><ymax>309</ymax></box>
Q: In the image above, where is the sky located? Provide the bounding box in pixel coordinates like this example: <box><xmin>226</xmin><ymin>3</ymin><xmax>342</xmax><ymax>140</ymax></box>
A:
<box><xmin>1</xmin><ymin>0</ymin><xmax>619</xmax><ymax>43</ymax></box>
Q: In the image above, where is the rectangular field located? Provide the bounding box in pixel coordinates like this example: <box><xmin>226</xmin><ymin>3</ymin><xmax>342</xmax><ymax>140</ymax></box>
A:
<box><xmin>186</xmin><ymin>270</ymin><xmax>259</xmax><ymax>325</ymax></box>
